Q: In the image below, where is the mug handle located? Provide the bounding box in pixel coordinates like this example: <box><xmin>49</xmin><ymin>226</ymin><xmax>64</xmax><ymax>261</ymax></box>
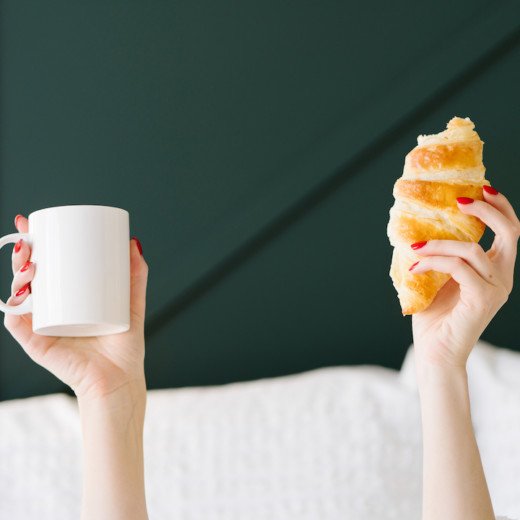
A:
<box><xmin>0</xmin><ymin>232</ymin><xmax>33</xmax><ymax>315</ymax></box>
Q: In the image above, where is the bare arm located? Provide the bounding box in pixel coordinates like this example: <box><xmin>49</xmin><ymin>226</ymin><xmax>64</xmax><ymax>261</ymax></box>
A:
<box><xmin>416</xmin><ymin>363</ymin><xmax>494</xmax><ymax>520</ymax></box>
<box><xmin>78</xmin><ymin>379</ymin><xmax>148</xmax><ymax>520</ymax></box>
<box><xmin>4</xmin><ymin>215</ymin><xmax>150</xmax><ymax>519</ymax></box>
<box><xmin>409</xmin><ymin>186</ymin><xmax>520</xmax><ymax>520</ymax></box>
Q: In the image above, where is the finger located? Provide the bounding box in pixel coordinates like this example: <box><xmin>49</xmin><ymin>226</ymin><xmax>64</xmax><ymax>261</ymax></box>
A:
<box><xmin>129</xmin><ymin>237</ymin><xmax>148</xmax><ymax>334</ymax></box>
<box><xmin>411</xmin><ymin>239</ymin><xmax>496</xmax><ymax>285</ymax></box>
<box><xmin>457</xmin><ymin>197</ymin><xmax>520</xmax><ymax>254</ymax></box>
<box><xmin>3</xmin><ymin>294</ymin><xmax>53</xmax><ymax>368</ymax></box>
<box><xmin>410</xmin><ymin>255</ymin><xmax>488</xmax><ymax>296</ymax></box>
<box><xmin>4</xmin><ymin>290</ymin><xmax>34</xmax><ymax>347</ymax></box>
<box><xmin>14</xmin><ymin>214</ymin><xmax>29</xmax><ymax>233</ymax></box>
<box><xmin>11</xmin><ymin>261</ymin><xmax>35</xmax><ymax>295</ymax></box>
<box><xmin>12</xmin><ymin>238</ymin><xmax>31</xmax><ymax>275</ymax></box>
<box><xmin>4</xmin><ymin>278</ymin><xmax>33</xmax><ymax>348</ymax></box>
<box><xmin>5</xmin><ymin>213</ymin><xmax>34</xmax><ymax>348</ymax></box>
<box><xmin>12</xmin><ymin>214</ymin><xmax>30</xmax><ymax>274</ymax></box>
<box><xmin>482</xmin><ymin>186</ymin><xmax>520</xmax><ymax>228</ymax></box>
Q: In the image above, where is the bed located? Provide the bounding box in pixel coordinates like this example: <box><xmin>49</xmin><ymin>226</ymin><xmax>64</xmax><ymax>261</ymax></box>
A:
<box><xmin>1</xmin><ymin>339</ymin><xmax>518</xmax><ymax>519</ymax></box>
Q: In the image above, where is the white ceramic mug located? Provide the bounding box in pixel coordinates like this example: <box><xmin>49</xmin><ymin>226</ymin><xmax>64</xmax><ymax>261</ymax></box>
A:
<box><xmin>0</xmin><ymin>205</ymin><xmax>130</xmax><ymax>336</ymax></box>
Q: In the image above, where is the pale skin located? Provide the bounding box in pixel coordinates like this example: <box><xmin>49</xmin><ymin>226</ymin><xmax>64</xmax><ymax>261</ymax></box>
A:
<box><xmin>4</xmin><ymin>216</ymin><xmax>149</xmax><ymax>520</ymax></box>
<box><xmin>3</xmin><ymin>186</ymin><xmax>519</xmax><ymax>519</ymax></box>
<box><xmin>411</xmin><ymin>187</ymin><xmax>520</xmax><ymax>520</ymax></box>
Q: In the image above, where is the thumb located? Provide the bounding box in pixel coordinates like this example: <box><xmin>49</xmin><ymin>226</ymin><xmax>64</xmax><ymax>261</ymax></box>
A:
<box><xmin>129</xmin><ymin>237</ymin><xmax>148</xmax><ymax>333</ymax></box>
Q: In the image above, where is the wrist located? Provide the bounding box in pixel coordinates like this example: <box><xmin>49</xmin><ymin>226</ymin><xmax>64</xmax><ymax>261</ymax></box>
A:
<box><xmin>415</xmin><ymin>359</ymin><xmax>468</xmax><ymax>391</ymax></box>
<box><xmin>77</xmin><ymin>377</ymin><xmax>147</xmax><ymax>425</ymax></box>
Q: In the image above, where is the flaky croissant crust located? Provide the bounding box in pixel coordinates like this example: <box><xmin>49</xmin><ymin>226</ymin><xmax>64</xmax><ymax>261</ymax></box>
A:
<box><xmin>387</xmin><ymin>117</ymin><xmax>490</xmax><ymax>315</ymax></box>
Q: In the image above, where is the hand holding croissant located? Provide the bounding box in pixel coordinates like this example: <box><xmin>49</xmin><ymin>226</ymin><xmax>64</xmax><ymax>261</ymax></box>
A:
<box><xmin>387</xmin><ymin>117</ymin><xmax>520</xmax><ymax>369</ymax></box>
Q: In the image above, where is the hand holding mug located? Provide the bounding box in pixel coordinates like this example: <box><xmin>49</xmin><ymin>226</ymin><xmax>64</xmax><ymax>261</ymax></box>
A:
<box><xmin>3</xmin><ymin>210</ymin><xmax>149</xmax><ymax>402</ymax></box>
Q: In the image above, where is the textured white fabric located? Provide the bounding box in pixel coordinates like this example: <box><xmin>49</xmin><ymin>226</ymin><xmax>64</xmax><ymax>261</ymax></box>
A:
<box><xmin>0</xmin><ymin>339</ymin><xmax>518</xmax><ymax>519</ymax></box>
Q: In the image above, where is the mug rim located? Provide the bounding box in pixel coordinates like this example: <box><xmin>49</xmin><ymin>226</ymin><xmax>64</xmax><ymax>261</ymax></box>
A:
<box><xmin>29</xmin><ymin>204</ymin><xmax>129</xmax><ymax>219</ymax></box>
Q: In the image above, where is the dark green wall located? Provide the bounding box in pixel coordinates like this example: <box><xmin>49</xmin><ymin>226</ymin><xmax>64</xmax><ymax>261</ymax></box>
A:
<box><xmin>1</xmin><ymin>1</ymin><xmax>519</xmax><ymax>399</ymax></box>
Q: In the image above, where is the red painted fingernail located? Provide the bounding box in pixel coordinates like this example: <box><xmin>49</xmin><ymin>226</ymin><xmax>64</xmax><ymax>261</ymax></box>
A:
<box><xmin>15</xmin><ymin>282</ymin><xmax>30</xmax><ymax>297</ymax></box>
<box><xmin>483</xmin><ymin>185</ymin><xmax>499</xmax><ymax>195</ymax></box>
<box><xmin>20</xmin><ymin>260</ymin><xmax>32</xmax><ymax>272</ymax></box>
<box><xmin>14</xmin><ymin>239</ymin><xmax>23</xmax><ymax>253</ymax></box>
<box><xmin>131</xmin><ymin>236</ymin><xmax>143</xmax><ymax>256</ymax></box>
<box><xmin>411</xmin><ymin>241</ymin><xmax>427</xmax><ymax>250</ymax></box>
<box><xmin>14</xmin><ymin>214</ymin><xmax>24</xmax><ymax>228</ymax></box>
<box><xmin>456</xmin><ymin>197</ymin><xmax>474</xmax><ymax>205</ymax></box>
<box><xmin>409</xmin><ymin>261</ymin><xmax>419</xmax><ymax>271</ymax></box>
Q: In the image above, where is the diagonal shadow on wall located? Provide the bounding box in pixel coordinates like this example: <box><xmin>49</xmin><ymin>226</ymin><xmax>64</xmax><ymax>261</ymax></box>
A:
<box><xmin>145</xmin><ymin>23</ymin><xmax>520</xmax><ymax>339</ymax></box>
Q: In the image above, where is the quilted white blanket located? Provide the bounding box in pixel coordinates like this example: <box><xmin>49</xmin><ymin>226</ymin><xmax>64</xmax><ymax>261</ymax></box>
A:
<box><xmin>0</xmin><ymin>339</ymin><xmax>518</xmax><ymax>519</ymax></box>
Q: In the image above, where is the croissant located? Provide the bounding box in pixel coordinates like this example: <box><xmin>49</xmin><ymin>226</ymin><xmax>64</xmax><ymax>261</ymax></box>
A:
<box><xmin>387</xmin><ymin>116</ymin><xmax>491</xmax><ymax>315</ymax></box>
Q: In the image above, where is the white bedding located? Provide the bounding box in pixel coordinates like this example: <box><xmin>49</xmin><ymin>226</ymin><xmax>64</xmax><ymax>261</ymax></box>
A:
<box><xmin>0</xmin><ymin>339</ymin><xmax>518</xmax><ymax>519</ymax></box>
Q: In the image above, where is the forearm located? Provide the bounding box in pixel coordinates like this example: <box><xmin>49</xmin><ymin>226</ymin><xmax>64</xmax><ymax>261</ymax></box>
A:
<box><xmin>416</xmin><ymin>362</ymin><xmax>494</xmax><ymax>520</ymax></box>
<box><xmin>77</xmin><ymin>379</ymin><xmax>148</xmax><ymax>520</ymax></box>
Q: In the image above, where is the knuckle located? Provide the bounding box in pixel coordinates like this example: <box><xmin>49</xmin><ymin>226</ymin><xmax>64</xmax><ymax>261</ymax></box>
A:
<box><xmin>481</xmin><ymin>285</ymin><xmax>499</xmax><ymax>308</ymax></box>
<box><xmin>506</xmin><ymin>226</ymin><xmax>519</xmax><ymax>241</ymax></box>
<box><xmin>513</xmin><ymin>223</ymin><xmax>520</xmax><ymax>239</ymax></box>
<box><xmin>477</xmin><ymin>281</ymin><xmax>508</xmax><ymax>308</ymax></box>
<box><xmin>469</xmin><ymin>242</ymin><xmax>483</xmax><ymax>256</ymax></box>
<box><xmin>467</xmin><ymin>292</ymin><xmax>488</xmax><ymax>313</ymax></box>
<box><xmin>497</xmin><ymin>286</ymin><xmax>509</xmax><ymax>305</ymax></box>
<box><xmin>453</xmin><ymin>256</ymin><xmax>466</xmax><ymax>268</ymax></box>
